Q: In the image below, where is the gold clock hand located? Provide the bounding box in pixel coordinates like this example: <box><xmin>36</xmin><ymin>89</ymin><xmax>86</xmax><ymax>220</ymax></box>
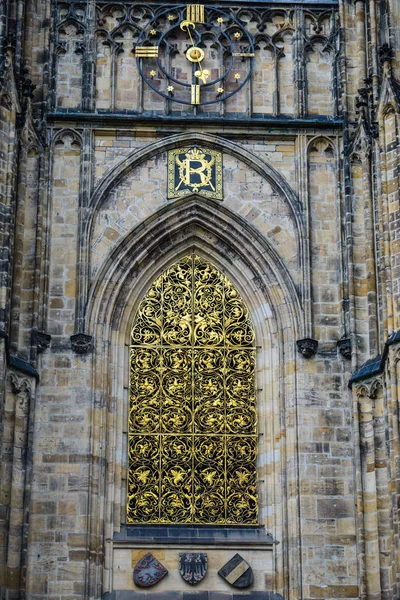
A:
<box><xmin>195</xmin><ymin>68</ymin><xmax>210</xmax><ymax>84</ymax></box>
<box><xmin>180</xmin><ymin>19</ymin><xmax>209</xmax><ymax>82</ymax></box>
<box><xmin>180</xmin><ymin>19</ymin><xmax>196</xmax><ymax>42</ymax></box>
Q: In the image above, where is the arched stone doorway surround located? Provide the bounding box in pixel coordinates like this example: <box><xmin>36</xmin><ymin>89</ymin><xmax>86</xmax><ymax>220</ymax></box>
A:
<box><xmin>84</xmin><ymin>194</ymin><xmax>304</xmax><ymax>599</ymax></box>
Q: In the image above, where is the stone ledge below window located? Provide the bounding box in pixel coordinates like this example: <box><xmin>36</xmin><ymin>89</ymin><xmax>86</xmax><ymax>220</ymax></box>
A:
<box><xmin>113</xmin><ymin>525</ymin><xmax>276</xmax><ymax>549</ymax></box>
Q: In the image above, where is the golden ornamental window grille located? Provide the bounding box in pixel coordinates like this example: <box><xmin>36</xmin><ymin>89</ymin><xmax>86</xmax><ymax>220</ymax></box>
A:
<box><xmin>127</xmin><ymin>255</ymin><xmax>258</xmax><ymax>525</ymax></box>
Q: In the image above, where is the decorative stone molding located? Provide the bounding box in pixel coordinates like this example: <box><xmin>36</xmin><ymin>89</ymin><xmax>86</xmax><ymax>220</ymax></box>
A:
<box><xmin>0</xmin><ymin>45</ymin><xmax>21</xmax><ymax>112</ymax></box>
<box><xmin>296</xmin><ymin>337</ymin><xmax>318</xmax><ymax>358</ymax></box>
<box><xmin>337</xmin><ymin>337</ymin><xmax>351</xmax><ymax>360</ymax></box>
<box><xmin>53</xmin><ymin>128</ymin><xmax>82</xmax><ymax>149</ymax></box>
<box><xmin>8</xmin><ymin>373</ymin><xmax>32</xmax><ymax>413</ymax></box>
<box><xmin>71</xmin><ymin>333</ymin><xmax>93</xmax><ymax>354</ymax></box>
<box><xmin>8</xmin><ymin>372</ymin><xmax>32</xmax><ymax>396</ymax></box>
<box><xmin>20</xmin><ymin>97</ymin><xmax>44</xmax><ymax>154</ymax></box>
<box><xmin>353</xmin><ymin>377</ymin><xmax>383</xmax><ymax>400</ymax></box>
<box><xmin>353</xmin><ymin>382</ymin><xmax>369</xmax><ymax>398</ymax></box>
<box><xmin>369</xmin><ymin>378</ymin><xmax>383</xmax><ymax>399</ymax></box>
<box><xmin>36</xmin><ymin>332</ymin><xmax>51</xmax><ymax>353</ymax></box>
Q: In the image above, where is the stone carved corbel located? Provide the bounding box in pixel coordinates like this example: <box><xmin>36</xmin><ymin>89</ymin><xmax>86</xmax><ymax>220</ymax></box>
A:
<box><xmin>36</xmin><ymin>332</ymin><xmax>51</xmax><ymax>353</ymax></box>
<box><xmin>71</xmin><ymin>333</ymin><xmax>93</xmax><ymax>354</ymax></box>
<box><xmin>9</xmin><ymin>372</ymin><xmax>32</xmax><ymax>394</ymax></box>
<box><xmin>337</xmin><ymin>337</ymin><xmax>351</xmax><ymax>360</ymax></box>
<box><xmin>354</xmin><ymin>376</ymin><xmax>383</xmax><ymax>399</ymax></box>
<box><xmin>369</xmin><ymin>377</ymin><xmax>383</xmax><ymax>399</ymax></box>
<box><xmin>296</xmin><ymin>337</ymin><xmax>318</xmax><ymax>358</ymax></box>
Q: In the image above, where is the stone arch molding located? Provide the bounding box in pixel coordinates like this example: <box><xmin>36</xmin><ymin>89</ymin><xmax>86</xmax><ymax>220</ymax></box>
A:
<box><xmin>88</xmin><ymin>131</ymin><xmax>304</xmax><ymax>238</ymax></box>
<box><xmin>83</xmin><ymin>132</ymin><xmax>308</xmax><ymax>333</ymax></box>
<box><xmin>87</xmin><ymin>194</ymin><xmax>303</xmax><ymax>336</ymax></box>
<box><xmin>84</xmin><ymin>195</ymin><xmax>303</xmax><ymax>598</ymax></box>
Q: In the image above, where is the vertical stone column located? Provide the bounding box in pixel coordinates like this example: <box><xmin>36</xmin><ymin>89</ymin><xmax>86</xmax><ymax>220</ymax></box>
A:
<box><xmin>48</xmin><ymin>129</ymin><xmax>82</xmax><ymax>345</ymax></box>
<box><xmin>293</xmin><ymin>7</ymin><xmax>306</xmax><ymax>118</ymax></box>
<box><xmin>386</xmin><ymin>0</ymin><xmax>400</xmax><ymax>80</ymax></box>
<box><xmin>378</xmin><ymin>107</ymin><xmax>400</xmax><ymax>337</ymax></box>
<box><xmin>368</xmin><ymin>0</ymin><xmax>380</xmax><ymax>105</ymax></box>
<box><xmin>349</xmin><ymin>148</ymin><xmax>379</xmax><ymax>360</ymax></box>
<box><xmin>0</xmin><ymin>373</ymin><xmax>34</xmax><ymax>599</ymax></box>
<box><xmin>9</xmin><ymin>98</ymin><xmax>43</xmax><ymax>359</ymax></box>
<box><xmin>386</xmin><ymin>345</ymin><xmax>400</xmax><ymax>598</ymax></box>
<box><xmin>307</xmin><ymin>137</ymin><xmax>341</xmax><ymax>350</ymax></box>
<box><xmin>361</xmin><ymin>152</ymin><xmax>379</xmax><ymax>353</ymax></box>
<box><xmin>356</xmin><ymin>383</ymin><xmax>381</xmax><ymax>600</ymax></box>
<box><xmin>76</xmin><ymin>128</ymin><xmax>94</xmax><ymax>334</ymax></box>
<box><xmin>355</xmin><ymin>0</ymin><xmax>367</xmax><ymax>88</ymax></box>
<box><xmin>82</xmin><ymin>0</ymin><xmax>96</xmax><ymax>112</ymax></box>
<box><xmin>0</xmin><ymin>48</ymin><xmax>20</xmax><ymax>336</ymax></box>
<box><xmin>370</xmin><ymin>381</ymin><xmax>394</xmax><ymax>598</ymax></box>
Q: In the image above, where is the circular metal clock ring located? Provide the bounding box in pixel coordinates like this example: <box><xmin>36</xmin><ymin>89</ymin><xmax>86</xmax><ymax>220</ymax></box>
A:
<box><xmin>154</xmin><ymin>22</ymin><xmax>235</xmax><ymax>89</ymax></box>
<box><xmin>135</xmin><ymin>4</ymin><xmax>255</xmax><ymax>106</ymax></box>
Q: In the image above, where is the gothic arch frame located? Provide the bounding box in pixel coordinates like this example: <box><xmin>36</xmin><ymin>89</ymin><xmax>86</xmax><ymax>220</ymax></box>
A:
<box><xmin>81</xmin><ymin>131</ymin><xmax>308</xmax><ymax>337</ymax></box>
<box><xmin>83</xmin><ymin>196</ymin><xmax>304</xmax><ymax>600</ymax></box>
<box><xmin>88</xmin><ymin>132</ymin><xmax>303</xmax><ymax>226</ymax></box>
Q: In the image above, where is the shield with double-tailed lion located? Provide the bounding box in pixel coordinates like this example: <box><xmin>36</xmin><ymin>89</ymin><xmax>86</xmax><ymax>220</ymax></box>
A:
<box><xmin>133</xmin><ymin>552</ymin><xmax>168</xmax><ymax>587</ymax></box>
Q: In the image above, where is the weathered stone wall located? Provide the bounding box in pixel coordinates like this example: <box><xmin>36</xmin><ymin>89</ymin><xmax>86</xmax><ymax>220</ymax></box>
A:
<box><xmin>1</xmin><ymin>0</ymin><xmax>400</xmax><ymax>599</ymax></box>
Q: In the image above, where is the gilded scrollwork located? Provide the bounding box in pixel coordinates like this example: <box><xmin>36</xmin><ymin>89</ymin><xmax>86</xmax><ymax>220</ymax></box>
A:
<box><xmin>128</xmin><ymin>255</ymin><xmax>258</xmax><ymax>524</ymax></box>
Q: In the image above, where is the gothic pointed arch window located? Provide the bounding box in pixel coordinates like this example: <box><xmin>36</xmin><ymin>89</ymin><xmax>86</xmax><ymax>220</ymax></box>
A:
<box><xmin>127</xmin><ymin>255</ymin><xmax>258</xmax><ymax>525</ymax></box>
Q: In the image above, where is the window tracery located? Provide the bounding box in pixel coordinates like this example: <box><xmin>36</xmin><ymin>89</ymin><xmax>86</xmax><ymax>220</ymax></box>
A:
<box><xmin>127</xmin><ymin>255</ymin><xmax>258</xmax><ymax>524</ymax></box>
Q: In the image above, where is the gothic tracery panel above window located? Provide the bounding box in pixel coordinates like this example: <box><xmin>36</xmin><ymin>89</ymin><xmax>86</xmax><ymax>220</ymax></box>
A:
<box><xmin>127</xmin><ymin>255</ymin><xmax>258</xmax><ymax>525</ymax></box>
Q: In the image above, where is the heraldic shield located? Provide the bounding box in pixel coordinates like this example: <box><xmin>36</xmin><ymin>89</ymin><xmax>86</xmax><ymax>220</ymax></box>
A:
<box><xmin>179</xmin><ymin>552</ymin><xmax>208</xmax><ymax>584</ymax></box>
<box><xmin>133</xmin><ymin>552</ymin><xmax>168</xmax><ymax>587</ymax></box>
<box><xmin>218</xmin><ymin>553</ymin><xmax>253</xmax><ymax>588</ymax></box>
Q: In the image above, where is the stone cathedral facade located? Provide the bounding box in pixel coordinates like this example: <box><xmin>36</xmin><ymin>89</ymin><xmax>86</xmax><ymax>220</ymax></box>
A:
<box><xmin>1</xmin><ymin>0</ymin><xmax>400</xmax><ymax>598</ymax></box>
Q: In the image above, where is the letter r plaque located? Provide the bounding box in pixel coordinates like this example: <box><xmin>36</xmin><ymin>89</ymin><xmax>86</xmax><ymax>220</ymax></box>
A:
<box><xmin>167</xmin><ymin>146</ymin><xmax>223</xmax><ymax>200</ymax></box>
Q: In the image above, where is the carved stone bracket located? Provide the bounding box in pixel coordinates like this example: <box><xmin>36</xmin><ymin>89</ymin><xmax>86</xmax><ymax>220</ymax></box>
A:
<box><xmin>36</xmin><ymin>332</ymin><xmax>51</xmax><ymax>353</ymax></box>
<box><xmin>296</xmin><ymin>337</ymin><xmax>318</xmax><ymax>358</ymax></box>
<box><xmin>337</xmin><ymin>337</ymin><xmax>351</xmax><ymax>360</ymax></box>
<box><xmin>9</xmin><ymin>372</ymin><xmax>32</xmax><ymax>395</ymax></box>
<box><xmin>71</xmin><ymin>333</ymin><xmax>93</xmax><ymax>354</ymax></box>
<box><xmin>8</xmin><ymin>372</ymin><xmax>32</xmax><ymax>413</ymax></box>
<box><xmin>353</xmin><ymin>376</ymin><xmax>383</xmax><ymax>400</ymax></box>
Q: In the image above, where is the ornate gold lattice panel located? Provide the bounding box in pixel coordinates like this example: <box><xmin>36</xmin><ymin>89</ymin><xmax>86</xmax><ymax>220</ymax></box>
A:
<box><xmin>128</xmin><ymin>255</ymin><xmax>258</xmax><ymax>524</ymax></box>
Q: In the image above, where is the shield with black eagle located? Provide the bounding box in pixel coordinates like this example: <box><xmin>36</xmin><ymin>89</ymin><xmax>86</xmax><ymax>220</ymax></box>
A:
<box><xmin>179</xmin><ymin>552</ymin><xmax>208</xmax><ymax>584</ymax></box>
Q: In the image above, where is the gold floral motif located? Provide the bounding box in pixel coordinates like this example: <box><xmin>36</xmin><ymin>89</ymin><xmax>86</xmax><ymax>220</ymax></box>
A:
<box><xmin>128</xmin><ymin>255</ymin><xmax>257</xmax><ymax>524</ymax></box>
